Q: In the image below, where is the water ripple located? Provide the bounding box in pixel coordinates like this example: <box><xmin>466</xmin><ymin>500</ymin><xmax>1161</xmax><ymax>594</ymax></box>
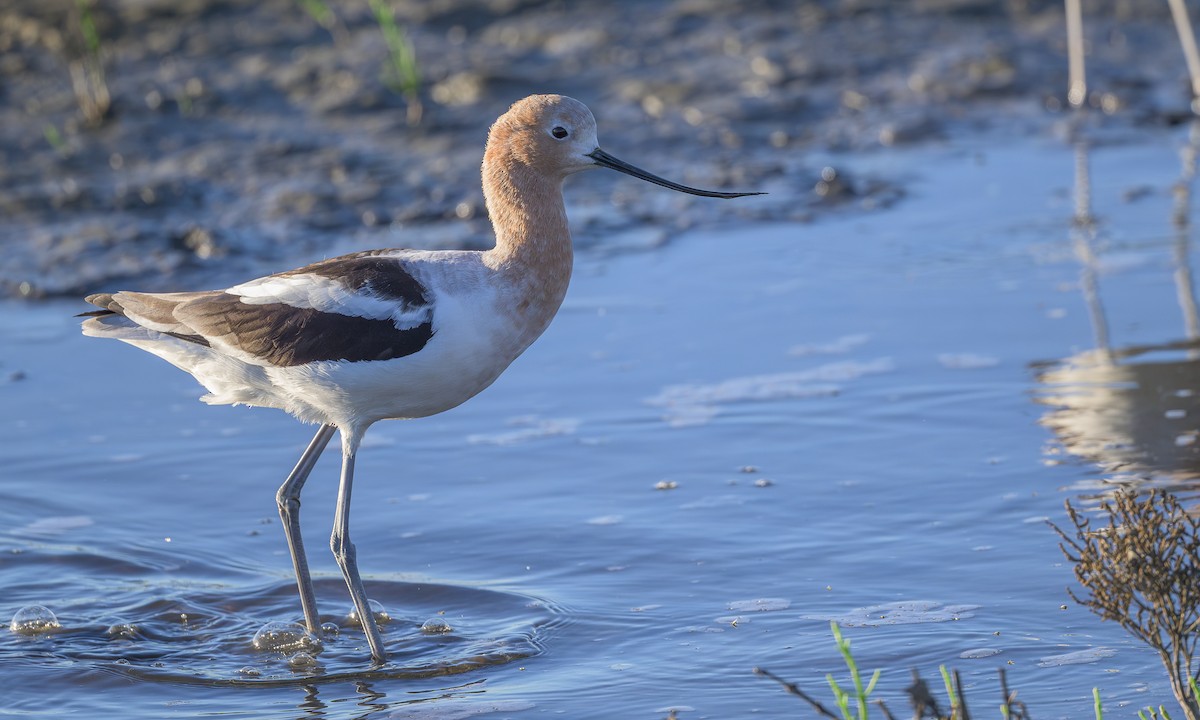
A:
<box><xmin>2</xmin><ymin>577</ymin><xmax>565</xmax><ymax>686</ymax></box>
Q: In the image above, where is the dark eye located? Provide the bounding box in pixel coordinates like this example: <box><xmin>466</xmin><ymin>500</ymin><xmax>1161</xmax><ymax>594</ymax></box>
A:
<box><xmin>551</xmin><ymin>126</ymin><xmax>568</xmax><ymax>139</ymax></box>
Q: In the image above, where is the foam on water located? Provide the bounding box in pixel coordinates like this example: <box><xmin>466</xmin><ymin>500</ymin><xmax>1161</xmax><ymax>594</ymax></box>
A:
<box><xmin>645</xmin><ymin>358</ymin><xmax>895</xmax><ymax>427</ymax></box>
<box><xmin>1037</xmin><ymin>647</ymin><xmax>1118</xmax><ymax>667</ymax></box>
<box><xmin>809</xmin><ymin>601</ymin><xmax>980</xmax><ymax>626</ymax></box>
<box><xmin>727</xmin><ymin>598</ymin><xmax>791</xmax><ymax>613</ymax></box>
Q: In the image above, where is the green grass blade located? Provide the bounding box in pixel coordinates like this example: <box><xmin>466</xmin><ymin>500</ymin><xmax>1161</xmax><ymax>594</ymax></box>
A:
<box><xmin>75</xmin><ymin>0</ymin><xmax>101</xmax><ymax>56</ymax></box>
<box><xmin>940</xmin><ymin>665</ymin><xmax>958</xmax><ymax>710</ymax></box>
<box><xmin>826</xmin><ymin>673</ymin><xmax>853</xmax><ymax>720</ymax></box>
<box><xmin>367</xmin><ymin>0</ymin><xmax>419</xmax><ymax>95</ymax></box>
<box><xmin>43</xmin><ymin>124</ymin><xmax>65</xmax><ymax>152</ymax></box>
<box><xmin>865</xmin><ymin>668</ymin><xmax>881</xmax><ymax>696</ymax></box>
<box><xmin>297</xmin><ymin>0</ymin><xmax>334</xmax><ymax>28</ymax></box>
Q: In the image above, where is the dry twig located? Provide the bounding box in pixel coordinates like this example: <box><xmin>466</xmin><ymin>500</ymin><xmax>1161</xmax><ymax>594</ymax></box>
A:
<box><xmin>1051</xmin><ymin>489</ymin><xmax>1200</xmax><ymax>720</ymax></box>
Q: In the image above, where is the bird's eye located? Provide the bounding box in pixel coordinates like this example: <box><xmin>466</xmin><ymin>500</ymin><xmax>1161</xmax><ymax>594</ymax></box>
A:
<box><xmin>551</xmin><ymin>126</ymin><xmax>568</xmax><ymax>139</ymax></box>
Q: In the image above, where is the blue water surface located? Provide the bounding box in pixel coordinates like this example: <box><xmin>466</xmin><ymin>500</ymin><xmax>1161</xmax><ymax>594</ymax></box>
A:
<box><xmin>3</xmin><ymin>127</ymin><xmax>1198</xmax><ymax>718</ymax></box>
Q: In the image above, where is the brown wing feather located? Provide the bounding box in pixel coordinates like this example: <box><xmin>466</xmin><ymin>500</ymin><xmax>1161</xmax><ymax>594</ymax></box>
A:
<box><xmin>84</xmin><ymin>253</ymin><xmax>436</xmax><ymax>367</ymax></box>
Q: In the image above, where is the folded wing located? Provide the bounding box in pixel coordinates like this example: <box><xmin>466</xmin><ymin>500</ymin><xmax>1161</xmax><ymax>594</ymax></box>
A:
<box><xmin>83</xmin><ymin>252</ymin><xmax>436</xmax><ymax>367</ymax></box>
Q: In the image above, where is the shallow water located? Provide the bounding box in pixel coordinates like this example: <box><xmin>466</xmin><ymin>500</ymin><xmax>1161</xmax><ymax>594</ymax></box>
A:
<box><xmin>3</xmin><ymin>129</ymin><xmax>1199</xmax><ymax>717</ymax></box>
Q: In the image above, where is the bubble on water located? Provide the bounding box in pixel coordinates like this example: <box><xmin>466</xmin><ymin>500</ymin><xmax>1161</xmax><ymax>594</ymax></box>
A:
<box><xmin>251</xmin><ymin>621</ymin><xmax>322</xmax><ymax>654</ymax></box>
<box><xmin>287</xmin><ymin>651</ymin><xmax>319</xmax><ymax>670</ymax></box>
<box><xmin>420</xmin><ymin>617</ymin><xmax>453</xmax><ymax>635</ymax></box>
<box><xmin>238</xmin><ymin>666</ymin><xmax>261</xmax><ymax>677</ymax></box>
<box><xmin>105</xmin><ymin>623</ymin><xmax>139</xmax><ymax>640</ymax></box>
<box><xmin>9</xmin><ymin>605</ymin><xmax>61</xmax><ymax>635</ymax></box>
<box><xmin>345</xmin><ymin>599</ymin><xmax>390</xmax><ymax>628</ymax></box>
<box><xmin>320</xmin><ymin>622</ymin><xmax>340</xmax><ymax>636</ymax></box>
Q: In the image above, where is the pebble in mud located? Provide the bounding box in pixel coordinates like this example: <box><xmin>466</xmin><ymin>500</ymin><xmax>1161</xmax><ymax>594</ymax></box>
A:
<box><xmin>251</xmin><ymin>621</ymin><xmax>322</xmax><ymax>654</ymax></box>
<box><xmin>9</xmin><ymin>605</ymin><xmax>61</xmax><ymax>635</ymax></box>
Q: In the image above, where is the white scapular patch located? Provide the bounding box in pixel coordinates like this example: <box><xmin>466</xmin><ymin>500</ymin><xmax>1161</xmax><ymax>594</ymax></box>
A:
<box><xmin>227</xmin><ymin>273</ymin><xmax>430</xmax><ymax>330</ymax></box>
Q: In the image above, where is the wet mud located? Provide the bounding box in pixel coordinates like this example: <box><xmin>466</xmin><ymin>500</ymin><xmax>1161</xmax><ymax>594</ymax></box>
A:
<box><xmin>2</xmin><ymin>0</ymin><xmax>1197</xmax><ymax>296</ymax></box>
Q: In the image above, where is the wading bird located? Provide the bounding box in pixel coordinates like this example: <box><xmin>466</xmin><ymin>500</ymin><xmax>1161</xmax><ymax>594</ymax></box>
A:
<box><xmin>81</xmin><ymin>94</ymin><xmax>762</xmax><ymax>663</ymax></box>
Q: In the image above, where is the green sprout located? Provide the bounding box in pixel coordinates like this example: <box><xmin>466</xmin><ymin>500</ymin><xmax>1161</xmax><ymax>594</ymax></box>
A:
<box><xmin>43</xmin><ymin>124</ymin><xmax>67</xmax><ymax>154</ymax></box>
<box><xmin>826</xmin><ymin>621</ymin><xmax>882</xmax><ymax>720</ymax></box>
<box><xmin>367</xmin><ymin>0</ymin><xmax>422</xmax><ymax>125</ymax></box>
<box><xmin>297</xmin><ymin>0</ymin><xmax>335</xmax><ymax>31</ymax></box>
<box><xmin>68</xmin><ymin>0</ymin><xmax>111</xmax><ymax>125</ymax></box>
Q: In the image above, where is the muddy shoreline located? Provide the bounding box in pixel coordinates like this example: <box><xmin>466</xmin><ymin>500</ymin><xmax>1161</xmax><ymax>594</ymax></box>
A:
<box><xmin>1</xmin><ymin>0</ymin><xmax>1195</xmax><ymax>297</ymax></box>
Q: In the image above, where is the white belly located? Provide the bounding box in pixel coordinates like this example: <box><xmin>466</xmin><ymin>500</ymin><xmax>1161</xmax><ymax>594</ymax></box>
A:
<box><xmin>260</xmin><ymin>289</ymin><xmax>542</xmax><ymax>427</ymax></box>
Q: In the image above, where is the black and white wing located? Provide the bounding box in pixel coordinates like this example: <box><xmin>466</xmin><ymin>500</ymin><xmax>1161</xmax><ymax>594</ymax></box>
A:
<box><xmin>83</xmin><ymin>251</ymin><xmax>435</xmax><ymax>367</ymax></box>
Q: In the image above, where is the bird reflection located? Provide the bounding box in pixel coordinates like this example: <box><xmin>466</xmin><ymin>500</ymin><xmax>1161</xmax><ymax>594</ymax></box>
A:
<box><xmin>285</xmin><ymin>678</ymin><xmax>498</xmax><ymax>719</ymax></box>
<box><xmin>1033</xmin><ymin>119</ymin><xmax>1200</xmax><ymax>501</ymax></box>
<box><xmin>297</xmin><ymin>683</ymin><xmax>326</xmax><ymax>719</ymax></box>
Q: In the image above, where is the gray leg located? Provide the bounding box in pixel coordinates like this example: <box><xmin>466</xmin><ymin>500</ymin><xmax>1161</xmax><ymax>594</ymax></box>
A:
<box><xmin>330</xmin><ymin>438</ymin><xmax>387</xmax><ymax>663</ymax></box>
<box><xmin>276</xmin><ymin>424</ymin><xmax>336</xmax><ymax>633</ymax></box>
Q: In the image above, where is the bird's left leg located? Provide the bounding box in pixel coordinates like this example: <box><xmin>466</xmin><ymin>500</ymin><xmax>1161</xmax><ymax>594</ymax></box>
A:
<box><xmin>330</xmin><ymin>429</ymin><xmax>387</xmax><ymax>664</ymax></box>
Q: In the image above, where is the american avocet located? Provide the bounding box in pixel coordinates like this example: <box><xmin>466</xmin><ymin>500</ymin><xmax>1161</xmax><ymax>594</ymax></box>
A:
<box><xmin>80</xmin><ymin>94</ymin><xmax>761</xmax><ymax>663</ymax></box>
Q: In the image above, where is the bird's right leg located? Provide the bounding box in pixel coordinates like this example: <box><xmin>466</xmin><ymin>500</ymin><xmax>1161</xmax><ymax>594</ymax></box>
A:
<box><xmin>276</xmin><ymin>423</ymin><xmax>337</xmax><ymax>633</ymax></box>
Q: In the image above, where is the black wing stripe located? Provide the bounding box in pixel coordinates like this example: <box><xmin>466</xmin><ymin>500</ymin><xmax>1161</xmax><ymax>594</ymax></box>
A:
<box><xmin>177</xmin><ymin>293</ymin><xmax>433</xmax><ymax>366</ymax></box>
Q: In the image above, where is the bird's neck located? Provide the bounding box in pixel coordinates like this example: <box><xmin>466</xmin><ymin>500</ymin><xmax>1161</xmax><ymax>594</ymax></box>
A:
<box><xmin>482</xmin><ymin>159</ymin><xmax>575</xmax><ymax>320</ymax></box>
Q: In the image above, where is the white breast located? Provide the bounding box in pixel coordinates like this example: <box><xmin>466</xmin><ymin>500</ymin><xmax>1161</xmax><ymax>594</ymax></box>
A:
<box><xmin>259</xmin><ymin>252</ymin><xmax>539</xmax><ymax>427</ymax></box>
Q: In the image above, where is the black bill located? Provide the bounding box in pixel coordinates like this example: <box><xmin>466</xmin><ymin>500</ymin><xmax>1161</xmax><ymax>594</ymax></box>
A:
<box><xmin>587</xmin><ymin>148</ymin><xmax>764</xmax><ymax>199</ymax></box>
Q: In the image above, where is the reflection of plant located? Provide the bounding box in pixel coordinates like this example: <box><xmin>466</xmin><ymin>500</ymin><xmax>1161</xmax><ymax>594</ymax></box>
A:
<box><xmin>68</xmin><ymin>0</ymin><xmax>111</xmax><ymax>125</ymax></box>
<box><xmin>1052</xmin><ymin>490</ymin><xmax>1200</xmax><ymax>720</ymax></box>
<box><xmin>367</xmin><ymin>0</ymin><xmax>422</xmax><ymax>125</ymax></box>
